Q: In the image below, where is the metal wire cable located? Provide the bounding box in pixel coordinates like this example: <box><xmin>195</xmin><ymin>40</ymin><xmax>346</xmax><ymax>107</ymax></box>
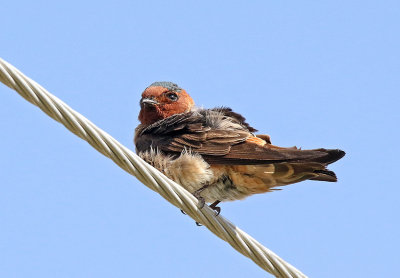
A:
<box><xmin>0</xmin><ymin>57</ymin><xmax>307</xmax><ymax>278</ymax></box>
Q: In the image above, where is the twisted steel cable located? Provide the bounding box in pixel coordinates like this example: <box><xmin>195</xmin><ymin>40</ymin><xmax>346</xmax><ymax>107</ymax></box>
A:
<box><xmin>0</xmin><ymin>57</ymin><xmax>307</xmax><ymax>278</ymax></box>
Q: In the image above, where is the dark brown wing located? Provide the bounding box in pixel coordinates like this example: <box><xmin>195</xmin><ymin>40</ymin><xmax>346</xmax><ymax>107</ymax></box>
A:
<box><xmin>135</xmin><ymin>109</ymin><xmax>345</xmax><ymax>167</ymax></box>
<box><xmin>203</xmin><ymin>143</ymin><xmax>345</xmax><ymax>166</ymax></box>
<box><xmin>135</xmin><ymin>111</ymin><xmax>250</xmax><ymax>156</ymax></box>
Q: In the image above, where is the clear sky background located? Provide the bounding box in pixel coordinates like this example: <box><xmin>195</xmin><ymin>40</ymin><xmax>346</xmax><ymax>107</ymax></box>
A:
<box><xmin>1</xmin><ymin>1</ymin><xmax>399</xmax><ymax>277</ymax></box>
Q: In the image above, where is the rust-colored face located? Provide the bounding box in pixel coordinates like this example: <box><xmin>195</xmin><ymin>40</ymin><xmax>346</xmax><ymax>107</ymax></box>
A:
<box><xmin>138</xmin><ymin>82</ymin><xmax>195</xmax><ymax>125</ymax></box>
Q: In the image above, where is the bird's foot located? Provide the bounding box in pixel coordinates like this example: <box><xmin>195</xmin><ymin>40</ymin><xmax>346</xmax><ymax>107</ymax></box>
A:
<box><xmin>210</xmin><ymin>206</ymin><xmax>221</xmax><ymax>216</ymax></box>
<box><xmin>179</xmin><ymin>208</ymin><xmax>201</xmax><ymax>225</ymax></box>
<box><xmin>195</xmin><ymin>200</ymin><xmax>220</xmax><ymax>226</ymax></box>
<box><xmin>182</xmin><ymin>185</ymin><xmax>210</xmax><ymax>226</ymax></box>
<box><xmin>209</xmin><ymin>200</ymin><xmax>221</xmax><ymax>216</ymax></box>
<box><xmin>193</xmin><ymin>188</ymin><xmax>206</xmax><ymax>209</ymax></box>
<box><xmin>196</xmin><ymin>196</ymin><xmax>205</xmax><ymax>209</ymax></box>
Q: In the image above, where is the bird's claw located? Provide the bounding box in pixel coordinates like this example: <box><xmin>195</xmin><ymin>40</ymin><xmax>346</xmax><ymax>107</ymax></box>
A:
<box><xmin>209</xmin><ymin>200</ymin><xmax>221</xmax><ymax>216</ymax></box>
<box><xmin>193</xmin><ymin>190</ymin><xmax>206</xmax><ymax>209</ymax></box>
<box><xmin>189</xmin><ymin>186</ymin><xmax>214</xmax><ymax>226</ymax></box>
<box><xmin>197</xmin><ymin>196</ymin><xmax>205</xmax><ymax>209</ymax></box>
<box><xmin>210</xmin><ymin>205</ymin><xmax>221</xmax><ymax>216</ymax></box>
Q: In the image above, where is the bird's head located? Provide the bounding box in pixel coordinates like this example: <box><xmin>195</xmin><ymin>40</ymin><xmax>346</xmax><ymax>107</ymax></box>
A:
<box><xmin>138</xmin><ymin>82</ymin><xmax>195</xmax><ymax>125</ymax></box>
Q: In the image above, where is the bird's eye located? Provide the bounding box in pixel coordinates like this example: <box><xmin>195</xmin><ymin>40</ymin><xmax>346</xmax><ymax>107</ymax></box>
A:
<box><xmin>166</xmin><ymin>92</ymin><xmax>178</xmax><ymax>101</ymax></box>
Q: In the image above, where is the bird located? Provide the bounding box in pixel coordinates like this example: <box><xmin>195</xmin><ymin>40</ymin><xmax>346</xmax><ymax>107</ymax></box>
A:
<box><xmin>134</xmin><ymin>81</ymin><xmax>345</xmax><ymax>215</ymax></box>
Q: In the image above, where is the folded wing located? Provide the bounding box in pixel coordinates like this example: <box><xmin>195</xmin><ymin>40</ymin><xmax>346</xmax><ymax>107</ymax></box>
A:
<box><xmin>135</xmin><ymin>110</ymin><xmax>345</xmax><ymax>182</ymax></box>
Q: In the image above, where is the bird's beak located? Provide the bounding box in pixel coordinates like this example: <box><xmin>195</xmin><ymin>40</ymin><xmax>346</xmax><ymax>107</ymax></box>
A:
<box><xmin>140</xmin><ymin>98</ymin><xmax>159</xmax><ymax>107</ymax></box>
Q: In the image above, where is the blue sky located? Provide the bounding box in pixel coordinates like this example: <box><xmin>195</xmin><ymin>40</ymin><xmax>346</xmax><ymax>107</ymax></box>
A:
<box><xmin>1</xmin><ymin>1</ymin><xmax>399</xmax><ymax>277</ymax></box>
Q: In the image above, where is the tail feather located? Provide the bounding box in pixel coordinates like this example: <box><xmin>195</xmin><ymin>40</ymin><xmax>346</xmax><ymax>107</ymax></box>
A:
<box><xmin>225</xmin><ymin>148</ymin><xmax>345</xmax><ymax>195</ymax></box>
<box><xmin>310</xmin><ymin>169</ymin><xmax>338</xmax><ymax>182</ymax></box>
<box><xmin>305</xmin><ymin>149</ymin><xmax>345</xmax><ymax>165</ymax></box>
<box><xmin>240</xmin><ymin>162</ymin><xmax>340</xmax><ymax>190</ymax></box>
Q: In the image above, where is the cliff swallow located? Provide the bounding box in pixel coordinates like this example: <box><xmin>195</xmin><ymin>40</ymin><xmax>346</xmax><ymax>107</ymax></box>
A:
<box><xmin>134</xmin><ymin>81</ymin><xmax>345</xmax><ymax>214</ymax></box>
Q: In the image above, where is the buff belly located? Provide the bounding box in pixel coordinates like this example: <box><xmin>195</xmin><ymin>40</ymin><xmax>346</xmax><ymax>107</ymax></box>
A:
<box><xmin>138</xmin><ymin>150</ymin><xmax>294</xmax><ymax>203</ymax></box>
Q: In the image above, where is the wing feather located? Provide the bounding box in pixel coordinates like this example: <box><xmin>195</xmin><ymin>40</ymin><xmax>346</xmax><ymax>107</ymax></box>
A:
<box><xmin>135</xmin><ymin>110</ymin><xmax>345</xmax><ymax>166</ymax></box>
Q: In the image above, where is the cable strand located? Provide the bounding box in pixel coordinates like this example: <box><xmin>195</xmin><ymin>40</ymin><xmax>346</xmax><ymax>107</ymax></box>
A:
<box><xmin>0</xmin><ymin>57</ymin><xmax>307</xmax><ymax>278</ymax></box>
